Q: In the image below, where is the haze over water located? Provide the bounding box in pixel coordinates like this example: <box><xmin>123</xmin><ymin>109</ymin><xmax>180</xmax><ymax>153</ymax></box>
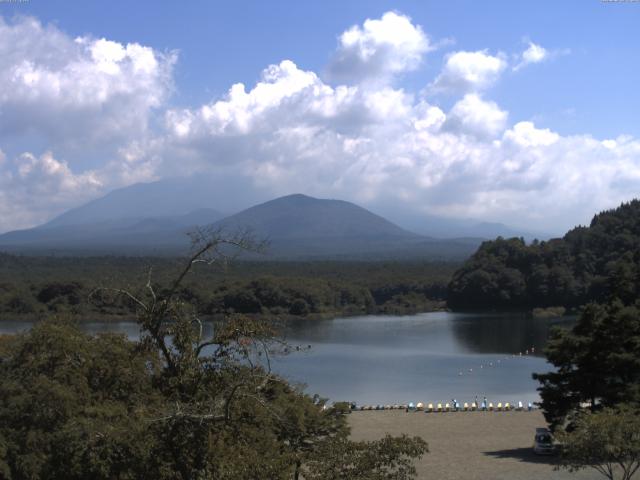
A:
<box><xmin>0</xmin><ymin>312</ymin><xmax>568</xmax><ymax>406</ymax></box>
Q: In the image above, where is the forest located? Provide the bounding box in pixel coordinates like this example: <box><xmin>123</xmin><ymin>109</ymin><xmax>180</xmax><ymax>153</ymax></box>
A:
<box><xmin>0</xmin><ymin>255</ymin><xmax>456</xmax><ymax>320</ymax></box>
<box><xmin>448</xmin><ymin>200</ymin><xmax>640</xmax><ymax>311</ymax></box>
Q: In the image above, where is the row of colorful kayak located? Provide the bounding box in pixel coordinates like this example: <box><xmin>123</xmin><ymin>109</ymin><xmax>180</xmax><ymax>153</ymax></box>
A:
<box><xmin>351</xmin><ymin>401</ymin><xmax>535</xmax><ymax>412</ymax></box>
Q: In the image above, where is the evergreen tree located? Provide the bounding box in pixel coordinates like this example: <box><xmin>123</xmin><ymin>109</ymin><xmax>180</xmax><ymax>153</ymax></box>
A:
<box><xmin>533</xmin><ymin>302</ymin><xmax>640</xmax><ymax>429</ymax></box>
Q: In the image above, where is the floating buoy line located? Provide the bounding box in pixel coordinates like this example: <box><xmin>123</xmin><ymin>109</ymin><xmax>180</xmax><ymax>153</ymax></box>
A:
<box><xmin>456</xmin><ymin>346</ymin><xmax>536</xmax><ymax>377</ymax></box>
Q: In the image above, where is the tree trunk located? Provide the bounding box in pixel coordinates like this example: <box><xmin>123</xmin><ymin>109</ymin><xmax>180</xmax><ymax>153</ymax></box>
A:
<box><xmin>294</xmin><ymin>459</ymin><xmax>301</xmax><ymax>480</ymax></box>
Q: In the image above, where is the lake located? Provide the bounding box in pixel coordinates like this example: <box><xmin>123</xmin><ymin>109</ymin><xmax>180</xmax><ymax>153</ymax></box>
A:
<box><xmin>0</xmin><ymin>312</ymin><xmax>570</xmax><ymax>406</ymax></box>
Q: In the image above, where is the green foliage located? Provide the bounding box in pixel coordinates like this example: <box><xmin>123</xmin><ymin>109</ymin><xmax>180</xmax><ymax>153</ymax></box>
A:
<box><xmin>0</xmin><ymin>319</ymin><xmax>162</xmax><ymax>479</ymax></box>
<box><xmin>556</xmin><ymin>407</ymin><xmax>640</xmax><ymax>480</ymax></box>
<box><xmin>36</xmin><ymin>282</ymin><xmax>83</xmax><ymax>305</ymax></box>
<box><xmin>533</xmin><ymin>302</ymin><xmax>640</xmax><ymax>429</ymax></box>
<box><xmin>0</xmin><ymin>255</ymin><xmax>456</xmax><ymax>319</ymax></box>
<box><xmin>448</xmin><ymin>200</ymin><xmax>640</xmax><ymax>310</ymax></box>
<box><xmin>0</xmin><ymin>235</ymin><xmax>428</xmax><ymax>479</ymax></box>
<box><xmin>303</xmin><ymin>434</ymin><xmax>428</xmax><ymax>480</ymax></box>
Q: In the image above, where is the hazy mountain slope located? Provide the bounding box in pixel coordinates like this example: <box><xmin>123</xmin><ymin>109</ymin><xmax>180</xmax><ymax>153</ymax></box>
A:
<box><xmin>0</xmin><ymin>208</ymin><xmax>224</xmax><ymax>250</ymax></box>
<box><xmin>379</xmin><ymin>209</ymin><xmax>553</xmax><ymax>241</ymax></box>
<box><xmin>31</xmin><ymin>174</ymin><xmax>536</xmax><ymax>240</ymax></box>
<box><xmin>43</xmin><ymin>178</ymin><xmax>223</xmax><ymax>228</ymax></box>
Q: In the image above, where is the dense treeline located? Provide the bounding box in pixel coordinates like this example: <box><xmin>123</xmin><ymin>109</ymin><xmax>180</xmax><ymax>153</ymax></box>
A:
<box><xmin>0</xmin><ymin>255</ymin><xmax>456</xmax><ymax>319</ymax></box>
<box><xmin>448</xmin><ymin>200</ymin><xmax>640</xmax><ymax>310</ymax></box>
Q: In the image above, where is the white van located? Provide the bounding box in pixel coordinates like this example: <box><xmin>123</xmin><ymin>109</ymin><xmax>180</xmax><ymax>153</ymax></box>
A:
<box><xmin>533</xmin><ymin>427</ymin><xmax>555</xmax><ymax>455</ymax></box>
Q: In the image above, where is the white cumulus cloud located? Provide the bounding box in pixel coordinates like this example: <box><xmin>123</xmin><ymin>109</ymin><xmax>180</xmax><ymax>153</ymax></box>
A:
<box><xmin>513</xmin><ymin>41</ymin><xmax>548</xmax><ymax>71</ymax></box>
<box><xmin>430</xmin><ymin>50</ymin><xmax>507</xmax><ymax>94</ymax></box>
<box><xmin>0</xmin><ymin>151</ymin><xmax>102</xmax><ymax>230</ymax></box>
<box><xmin>0</xmin><ymin>16</ymin><xmax>176</xmax><ymax>157</ymax></box>
<box><xmin>327</xmin><ymin>11</ymin><xmax>430</xmax><ymax>84</ymax></box>
<box><xmin>444</xmin><ymin>94</ymin><xmax>508</xmax><ymax>139</ymax></box>
<box><xmin>503</xmin><ymin>121</ymin><xmax>559</xmax><ymax>147</ymax></box>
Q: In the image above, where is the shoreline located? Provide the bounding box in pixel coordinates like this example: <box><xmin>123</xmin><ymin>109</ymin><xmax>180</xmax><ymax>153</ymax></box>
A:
<box><xmin>0</xmin><ymin>306</ymin><xmax>449</xmax><ymax>324</ymax></box>
<box><xmin>0</xmin><ymin>304</ymin><xmax>578</xmax><ymax>324</ymax></box>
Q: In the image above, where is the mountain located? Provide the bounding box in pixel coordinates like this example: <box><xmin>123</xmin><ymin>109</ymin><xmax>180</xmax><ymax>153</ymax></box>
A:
<box><xmin>213</xmin><ymin>194</ymin><xmax>416</xmax><ymax>239</ymax></box>
<box><xmin>42</xmin><ymin>178</ymin><xmax>225</xmax><ymax>228</ymax></box>
<box><xmin>0</xmin><ymin>177</ymin><xmax>230</xmax><ymax>253</ymax></box>
<box><xmin>39</xmin><ymin>176</ymin><xmax>540</xmax><ymax>239</ymax></box>
<box><xmin>209</xmin><ymin>194</ymin><xmax>478</xmax><ymax>259</ymax></box>
<box><xmin>0</xmin><ymin>208</ymin><xmax>225</xmax><ymax>253</ymax></box>
<box><xmin>0</xmin><ymin>192</ymin><xmax>481</xmax><ymax>260</ymax></box>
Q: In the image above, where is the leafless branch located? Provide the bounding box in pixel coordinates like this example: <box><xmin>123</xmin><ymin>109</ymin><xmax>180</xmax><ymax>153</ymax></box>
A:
<box><xmin>146</xmin><ymin>267</ymin><xmax>157</xmax><ymax>305</ymax></box>
<box><xmin>89</xmin><ymin>287</ymin><xmax>148</xmax><ymax>311</ymax></box>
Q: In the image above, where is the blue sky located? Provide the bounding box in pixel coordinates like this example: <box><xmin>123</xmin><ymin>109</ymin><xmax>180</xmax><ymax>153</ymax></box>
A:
<box><xmin>13</xmin><ymin>0</ymin><xmax>639</xmax><ymax>137</ymax></box>
<box><xmin>0</xmin><ymin>0</ymin><xmax>639</xmax><ymax>233</ymax></box>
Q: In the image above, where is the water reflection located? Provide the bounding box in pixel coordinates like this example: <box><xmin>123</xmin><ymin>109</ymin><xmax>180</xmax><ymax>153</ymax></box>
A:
<box><xmin>449</xmin><ymin>313</ymin><xmax>575</xmax><ymax>356</ymax></box>
<box><xmin>282</xmin><ymin>312</ymin><xmax>573</xmax><ymax>356</ymax></box>
<box><xmin>0</xmin><ymin>312</ymin><xmax>569</xmax><ymax>406</ymax></box>
<box><xmin>273</xmin><ymin>312</ymin><xmax>569</xmax><ymax>405</ymax></box>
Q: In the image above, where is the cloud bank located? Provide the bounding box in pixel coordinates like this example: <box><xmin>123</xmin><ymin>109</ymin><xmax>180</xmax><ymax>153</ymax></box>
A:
<box><xmin>0</xmin><ymin>12</ymin><xmax>638</xmax><ymax>234</ymax></box>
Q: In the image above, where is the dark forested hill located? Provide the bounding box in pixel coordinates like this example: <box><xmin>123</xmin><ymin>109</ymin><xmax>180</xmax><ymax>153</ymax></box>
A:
<box><xmin>447</xmin><ymin>200</ymin><xmax>640</xmax><ymax>310</ymax></box>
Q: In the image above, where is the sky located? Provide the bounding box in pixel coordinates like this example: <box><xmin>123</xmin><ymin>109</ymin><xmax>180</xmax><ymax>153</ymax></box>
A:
<box><xmin>0</xmin><ymin>0</ymin><xmax>639</xmax><ymax>235</ymax></box>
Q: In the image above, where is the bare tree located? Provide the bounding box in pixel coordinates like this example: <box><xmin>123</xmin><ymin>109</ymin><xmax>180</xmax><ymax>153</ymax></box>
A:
<box><xmin>90</xmin><ymin>227</ymin><xmax>281</xmax><ymax>423</ymax></box>
<box><xmin>86</xmin><ymin>228</ymin><xmax>428</xmax><ymax>479</ymax></box>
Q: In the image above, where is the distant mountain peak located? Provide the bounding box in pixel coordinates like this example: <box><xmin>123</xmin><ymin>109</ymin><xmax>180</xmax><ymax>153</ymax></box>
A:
<box><xmin>0</xmin><ymin>184</ymin><xmax>482</xmax><ymax>260</ymax></box>
<box><xmin>279</xmin><ymin>193</ymin><xmax>314</xmax><ymax>200</ymax></box>
<box><xmin>214</xmin><ymin>193</ymin><xmax>418</xmax><ymax>241</ymax></box>
<box><xmin>259</xmin><ymin>193</ymin><xmax>318</xmax><ymax>205</ymax></box>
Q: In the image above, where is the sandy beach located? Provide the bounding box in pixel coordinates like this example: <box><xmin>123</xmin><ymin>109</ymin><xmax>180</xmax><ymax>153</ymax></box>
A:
<box><xmin>349</xmin><ymin>410</ymin><xmax>603</xmax><ymax>480</ymax></box>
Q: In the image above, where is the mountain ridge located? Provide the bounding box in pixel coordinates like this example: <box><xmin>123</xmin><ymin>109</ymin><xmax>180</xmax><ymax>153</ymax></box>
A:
<box><xmin>0</xmin><ymin>192</ymin><xmax>481</xmax><ymax>260</ymax></box>
<box><xmin>25</xmin><ymin>177</ymin><xmax>543</xmax><ymax>238</ymax></box>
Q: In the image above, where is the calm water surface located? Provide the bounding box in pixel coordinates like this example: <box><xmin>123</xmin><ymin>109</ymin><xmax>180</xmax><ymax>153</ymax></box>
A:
<box><xmin>0</xmin><ymin>312</ymin><xmax>571</xmax><ymax>406</ymax></box>
<box><xmin>274</xmin><ymin>312</ymin><xmax>571</xmax><ymax>405</ymax></box>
